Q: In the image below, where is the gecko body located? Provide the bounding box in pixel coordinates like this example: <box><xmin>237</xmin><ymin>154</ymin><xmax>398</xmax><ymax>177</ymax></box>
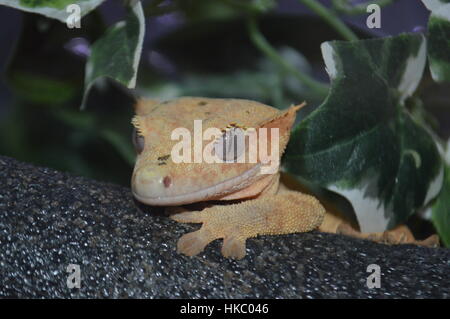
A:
<box><xmin>131</xmin><ymin>97</ymin><xmax>438</xmax><ymax>259</ymax></box>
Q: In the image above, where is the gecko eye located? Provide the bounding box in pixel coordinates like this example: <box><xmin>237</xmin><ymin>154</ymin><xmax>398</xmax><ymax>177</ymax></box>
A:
<box><xmin>214</xmin><ymin>127</ymin><xmax>246</xmax><ymax>163</ymax></box>
<box><xmin>132</xmin><ymin>128</ymin><xmax>145</xmax><ymax>154</ymax></box>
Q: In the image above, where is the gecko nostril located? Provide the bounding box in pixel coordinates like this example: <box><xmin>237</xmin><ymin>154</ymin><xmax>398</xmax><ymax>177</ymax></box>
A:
<box><xmin>163</xmin><ymin>176</ymin><xmax>172</xmax><ymax>188</ymax></box>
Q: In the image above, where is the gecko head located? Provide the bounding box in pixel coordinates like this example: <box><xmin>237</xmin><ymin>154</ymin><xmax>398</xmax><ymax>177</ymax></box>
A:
<box><xmin>131</xmin><ymin>97</ymin><xmax>301</xmax><ymax>206</ymax></box>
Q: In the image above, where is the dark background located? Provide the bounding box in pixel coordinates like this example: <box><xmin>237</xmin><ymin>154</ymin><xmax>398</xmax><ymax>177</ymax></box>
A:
<box><xmin>0</xmin><ymin>0</ymin><xmax>444</xmax><ymax>187</ymax></box>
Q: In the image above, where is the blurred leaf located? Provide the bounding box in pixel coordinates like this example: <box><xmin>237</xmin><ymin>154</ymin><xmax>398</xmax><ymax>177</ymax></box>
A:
<box><xmin>431</xmin><ymin>141</ymin><xmax>450</xmax><ymax>246</ymax></box>
<box><xmin>52</xmin><ymin>107</ymin><xmax>94</xmax><ymax>129</ymax></box>
<box><xmin>137</xmin><ymin>70</ymin><xmax>281</xmax><ymax>105</ymax></box>
<box><xmin>100</xmin><ymin>129</ymin><xmax>135</xmax><ymax>166</ymax></box>
<box><xmin>0</xmin><ymin>0</ymin><xmax>106</xmax><ymax>23</ymax></box>
<box><xmin>183</xmin><ymin>71</ymin><xmax>281</xmax><ymax>101</ymax></box>
<box><xmin>10</xmin><ymin>71</ymin><xmax>77</xmax><ymax>104</ymax></box>
<box><xmin>53</xmin><ymin>90</ymin><xmax>135</xmax><ymax>167</ymax></box>
<box><xmin>408</xmin><ymin>97</ymin><xmax>440</xmax><ymax>132</ymax></box>
<box><xmin>422</xmin><ymin>0</ymin><xmax>450</xmax><ymax>83</ymax></box>
<box><xmin>168</xmin><ymin>0</ymin><xmax>276</xmax><ymax>24</ymax></box>
<box><xmin>82</xmin><ymin>0</ymin><xmax>144</xmax><ymax>109</ymax></box>
<box><xmin>220</xmin><ymin>0</ymin><xmax>276</xmax><ymax>14</ymax></box>
<box><xmin>6</xmin><ymin>11</ymin><xmax>104</xmax><ymax>106</ymax></box>
<box><xmin>138</xmin><ymin>45</ymin><xmax>317</xmax><ymax>109</ymax></box>
<box><xmin>285</xmin><ymin>34</ymin><xmax>443</xmax><ymax>233</ymax></box>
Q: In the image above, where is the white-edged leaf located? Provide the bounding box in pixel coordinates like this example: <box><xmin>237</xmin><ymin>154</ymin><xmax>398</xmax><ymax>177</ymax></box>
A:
<box><xmin>285</xmin><ymin>34</ymin><xmax>443</xmax><ymax>232</ymax></box>
<box><xmin>446</xmin><ymin>138</ymin><xmax>450</xmax><ymax>165</ymax></box>
<box><xmin>81</xmin><ymin>0</ymin><xmax>144</xmax><ymax>109</ymax></box>
<box><xmin>0</xmin><ymin>0</ymin><xmax>105</xmax><ymax>23</ymax></box>
<box><xmin>422</xmin><ymin>0</ymin><xmax>450</xmax><ymax>82</ymax></box>
<box><xmin>431</xmin><ymin>159</ymin><xmax>450</xmax><ymax>247</ymax></box>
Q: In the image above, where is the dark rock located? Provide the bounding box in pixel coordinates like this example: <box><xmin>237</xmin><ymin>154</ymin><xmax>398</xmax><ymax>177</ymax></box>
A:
<box><xmin>0</xmin><ymin>155</ymin><xmax>449</xmax><ymax>298</ymax></box>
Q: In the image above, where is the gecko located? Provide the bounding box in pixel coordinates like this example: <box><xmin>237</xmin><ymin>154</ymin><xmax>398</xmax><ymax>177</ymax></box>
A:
<box><xmin>131</xmin><ymin>97</ymin><xmax>439</xmax><ymax>259</ymax></box>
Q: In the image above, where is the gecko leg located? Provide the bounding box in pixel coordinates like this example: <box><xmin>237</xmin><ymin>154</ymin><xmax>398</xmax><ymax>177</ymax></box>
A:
<box><xmin>319</xmin><ymin>213</ymin><xmax>439</xmax><ymax>247</ymax></box>
<box><xmin>335</xmin><ymin>223</ymin><xmax>439</xmax><ymax>247</ymax></box>
<box><xmin>171</xmin><ymin>191</ymin><xmax>325</xmax><ymax>259</ymax></box>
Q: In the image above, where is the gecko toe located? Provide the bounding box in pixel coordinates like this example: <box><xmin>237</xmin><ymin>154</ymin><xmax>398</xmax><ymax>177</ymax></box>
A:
<box><xmin>177</xmin><ymin>230</ymin><xmax>213</xmax><ymax>256</ymax></box>
<box><xmin>221</xmin><ymin>236</ymin><xmax>246</xmax><ymax>260</ymax></box>
<box><xmin>171</xmin><ymin>211</ymin><xmax>204</xmax><ymax>223</ymax></box>
<box><xmin>419</xmin><ymin>234</ymin><xmax>440</xmax><ymax>247</ymax></box>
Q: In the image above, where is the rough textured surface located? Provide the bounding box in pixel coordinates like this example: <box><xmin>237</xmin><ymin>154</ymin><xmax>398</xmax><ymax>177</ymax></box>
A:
<box><xmin>0</xmin><ymin>155</ymin><xmax>449</xmax><ymax>298</ymax></box>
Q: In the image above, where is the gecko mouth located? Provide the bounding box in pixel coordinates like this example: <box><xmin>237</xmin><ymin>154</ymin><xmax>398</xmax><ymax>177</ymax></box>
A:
<box><xmin>132</xmin><ymin>164</ymin><xmax>262</xmax><ymax>206</ymax></box>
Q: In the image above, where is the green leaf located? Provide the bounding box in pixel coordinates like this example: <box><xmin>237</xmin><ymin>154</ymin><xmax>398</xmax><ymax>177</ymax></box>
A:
<box><xmin>422</xmin><ymin>0</ymin><xmax>450</xmax><ymax>83</ymax></box>
<box><xmin>100</xmin><ymin>129</ymin><xmax>135</xmax><ymax>166</ymax></box>
<box><xmin>432</xmin><ymin>162</ymin><xmax>450</xmax><ymax>247</ymax></box>
<box><xmin>431</xmin><ymin>138</ymin><xmax>450</xmax><ymax>247</ymax></box>
<box><xmin>81</xmin><ymin>0</ymin><xmax>144</xmax><ymax>109</ymax></box>
<box><xmin>285</xmin><ymin>34</ymin><xmax>444</xmax><ymax>232</ymax></box>
<box><xmin>5</xmin><ymin>9</ymin><xmax>104</xmax><ymax>106</ymax></box>
<box><xmin>0</xmin><ymin>0</ymin><xmax>106</xmax><ymax>23</ymax></box>
<box><xmin>137</xmin><ymin>46</ymin><xmax>318</xmax><ymax>109</ymax></box>
<box><xmin>9</xmin><ymin>71</ymin><xmax>77</xmax><ymax>104</ymax></box>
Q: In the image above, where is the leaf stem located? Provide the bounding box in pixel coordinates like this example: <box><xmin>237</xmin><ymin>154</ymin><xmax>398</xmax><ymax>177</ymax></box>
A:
<box><xmin>246</xmin><ymin>16</ymin><xmax>329</xmax><ymax>98</ymax></box>
<box><xmin>297</xmin><ymin>0</ymin><xmax>358</xmax><ymax>41</ymax></box>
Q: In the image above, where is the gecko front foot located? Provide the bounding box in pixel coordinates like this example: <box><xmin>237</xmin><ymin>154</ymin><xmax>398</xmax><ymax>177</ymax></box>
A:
<box><xmin>171</xmin><ymin>191</ymin><xmax>326</xmax><ymax>259</ymax></box>
<box><xmin>171</xmin><ymin>209</ymin><xmax>248</xmax><ymax>259</ymax></box>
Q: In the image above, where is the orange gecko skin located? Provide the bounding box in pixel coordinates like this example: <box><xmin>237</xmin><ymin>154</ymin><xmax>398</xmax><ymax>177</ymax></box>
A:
<box><xmin>131</xmin><ymin>97</ymin><xmax>437</xmax><ymax>260</ymax></box>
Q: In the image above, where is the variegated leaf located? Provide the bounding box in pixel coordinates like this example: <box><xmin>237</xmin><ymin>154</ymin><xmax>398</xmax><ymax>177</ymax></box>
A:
<box><xmin>81</xmin><ymin>0</ymin><xmax>145</xmax><ymax>109</ymax></box>
<box><xmin>285</xmin><ymin>34</ymin><xmax>443</xmax><ymax>232</ymax></box>
<box><xmin>0</xmin><ymin>0</ymin><xmax>105</xmax><ymax>23</ymax></box>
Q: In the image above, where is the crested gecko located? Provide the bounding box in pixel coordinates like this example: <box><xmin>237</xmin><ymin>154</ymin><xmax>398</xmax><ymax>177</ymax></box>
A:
<box><xmin>131</xmin><ymin>97</ymin><xmax>438</xmax><ymax>259</ymax></box>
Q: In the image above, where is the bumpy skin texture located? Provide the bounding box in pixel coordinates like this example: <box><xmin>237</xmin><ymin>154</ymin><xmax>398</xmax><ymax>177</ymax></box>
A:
<box><xmin>131</xmin><ymin>97</ymin><xmax>438</xmax><ymax>260</ymax></box>
<box><xmin>172</xmin><ymin>190</ymin><xmax>325</xmax><ymax>259</ymax></box>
